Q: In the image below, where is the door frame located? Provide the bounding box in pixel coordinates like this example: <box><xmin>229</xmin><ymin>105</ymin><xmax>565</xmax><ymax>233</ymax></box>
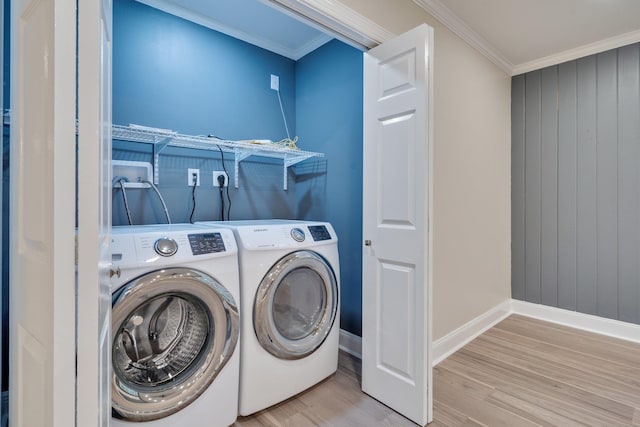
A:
<box><xmin>73</xmin><ymin>0</ymin><xmax>433</xmax><ymax>423</ymax></box>
<box><xmin>262</xmin><ymin>0</ymin><xmax>394</xmax><ymax>49</ymax></box>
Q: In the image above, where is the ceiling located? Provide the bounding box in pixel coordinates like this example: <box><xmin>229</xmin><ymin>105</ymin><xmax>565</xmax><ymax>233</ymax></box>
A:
<box><xmin>417</xmin><ymin>0</ymin><xmax>640</xmax><ymax>74</ymax></box>
<box><xmin>138</xmin><ymin>0</ymin><xmax>640</xmax><ymax>75</ymax></box>
<box><xmin>135</xmin><ymin>0</ymin><xmax>332</xmax><ymax>60</ymax></box>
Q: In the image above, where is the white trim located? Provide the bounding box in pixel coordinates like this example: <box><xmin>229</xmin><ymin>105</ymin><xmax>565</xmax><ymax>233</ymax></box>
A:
<box><xmin>339</xmin><ymin>328</ymin><xmax>362</xmax><ymax>359</ymax></box>
<box><xmin>341</xmin><ymin>300</ymin><xmax>640</xmax><ymax>366</ymax></box>
<box><xmin>136</xmin><ymin>0</ymin><xmax>329</xmax><ymax>60</ymax></box>
<box><xmin>512</xmin><ymin>29</ymin><xmax>640</xmax><ymax>75</ymax></box>
<box><xmin>431</xmin><ymin>300</ymin><xmax>512</xmax><ymax>366</ymax></box>
<box><xmin>262</xmin><ymin>0</ymin><xmax>395</xmax><ymax>49</ymax></box>
<box><xmin>414</xmin><ymin>0</ymin><xmax>640</xmax><ymax>75</ymax></box>
<box><xmin>412</xmin><ymin>0</ymin><xmax>512</xmax><ymax>74</ymax></box>
<box><xmin>291</xmin><ymin>34</ymin><xmax>333</xmax><ymax>60</ymax></box>
<box><xmin>511</xmin><ymin>300</ymin><xmax>640</xmax><ymax>345</ymax></box>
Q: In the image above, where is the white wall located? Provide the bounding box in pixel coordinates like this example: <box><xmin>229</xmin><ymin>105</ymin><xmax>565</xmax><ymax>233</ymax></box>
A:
<box><xmin>342</xmin><ymin>0</ymin><xmax>512</xmax><ymax>340</ymax></box>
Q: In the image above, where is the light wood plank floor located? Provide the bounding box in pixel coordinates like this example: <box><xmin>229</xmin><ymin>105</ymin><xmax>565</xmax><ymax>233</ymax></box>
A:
<box><xmin>234</xmin><ymin>315</ymin><xmax>640</xmax><ymax>426</ymax></box>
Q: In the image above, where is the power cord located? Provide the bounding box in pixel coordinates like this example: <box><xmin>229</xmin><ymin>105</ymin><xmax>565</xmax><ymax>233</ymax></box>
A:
<box><xmin>217</xmin><ymin>145</ymin><xmax>232</xmax><ymax>221</ymax></box>
<box><xmin>218</xmin><ymin>174</ymin><xmax>225</xmax><ymax>221</ymax></box>
<box><xmin>189</xmin><ymin>172</ymin><xmax>197</xmax><ymax>223</ymax></box>
<box><xmin>116</xmin><ymin>178</ymin><xmax>133</xmax><ymax>225</ymax></box>
<box><xmin>141</xmin><ymin>179</ymin><xmax>171</xmax><ymax>224</ymax></box>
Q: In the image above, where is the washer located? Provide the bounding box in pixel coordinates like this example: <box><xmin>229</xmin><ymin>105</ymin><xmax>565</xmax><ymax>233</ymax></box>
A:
<box><xmin>109</xmin><ymin>224</ymin><xmax>240</xmax><ymax>427</ymax></box>
<box><xmin>197</xmin><ymin>220</ymin><xmax>340</xmax><ymax>416</ymax></box>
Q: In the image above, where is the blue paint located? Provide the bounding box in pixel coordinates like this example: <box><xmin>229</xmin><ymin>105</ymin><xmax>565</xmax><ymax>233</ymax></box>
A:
<box><xmin>114</xmin><ymin>0</ymin><xmax>295</xmax><ymax>140</ymax></box>
<box><xmin>113</xmin><ymin>0</ymin><xmax>299</xmax><ymax>225</ymax></box>
<box><xmin>295</xmin><ymin>40</ymin><xmax>364</xmax><ymax>335</ymax></box>
<box><xmin>114</xmin><ymin>0</ymin><xmax>364</xmax><ymax>335</ymax></box>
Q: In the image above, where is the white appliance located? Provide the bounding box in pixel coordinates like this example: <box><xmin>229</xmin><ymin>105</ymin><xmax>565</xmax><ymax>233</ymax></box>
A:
<box><xmin>197</xmin><ymin>220</ymin><xmax>340</xmax><ymax>416</ymax></box>
<box><xmin>109</xmin><ymin>224</ymin><xmax>240</xmax><ymax>427</ymax></box>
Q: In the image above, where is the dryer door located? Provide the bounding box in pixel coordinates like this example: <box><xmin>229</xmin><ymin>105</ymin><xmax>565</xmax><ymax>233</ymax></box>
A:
<box><xmin>254</xmin><ymin>250</ymin><xmax>338</xmax><ymax>359</ymax></box>
<box><xmin>111</xmin><ymin>267</ymin><xmax>239</xmax><ymax>422</ymax></box>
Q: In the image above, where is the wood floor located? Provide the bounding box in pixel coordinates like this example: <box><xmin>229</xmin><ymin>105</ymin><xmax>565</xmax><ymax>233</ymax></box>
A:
<box><xmin>234</xmin><ymin>315</ymin><xmax>640</xmax><ymax>426</ymax></box>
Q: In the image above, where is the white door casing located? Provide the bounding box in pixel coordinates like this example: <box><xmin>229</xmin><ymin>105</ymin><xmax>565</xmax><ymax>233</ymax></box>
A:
<box><xmin>10</xmin><ymin>0</ymin><xmax>77</xmax><ymax>425</ymax></box>
<box><xmin>77</xmin><ymin>0</ymin><xmax>113</xmax><ymax>425</ymax></box>
<box><xmin>362</xmin><ymin>24</ymin><xmax>434</xmax><ymax>426</ymax></box>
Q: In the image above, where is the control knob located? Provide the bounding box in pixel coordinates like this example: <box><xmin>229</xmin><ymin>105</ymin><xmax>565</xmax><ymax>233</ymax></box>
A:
<box><xmin>154</xmin><ymin>237</ymin><xmax>178</xmax><ymax>257</ymax></box>
<box><xmin>290</xmin><ymin>228</ymin><xmax>306</xmax><ymax>242</ymax></box>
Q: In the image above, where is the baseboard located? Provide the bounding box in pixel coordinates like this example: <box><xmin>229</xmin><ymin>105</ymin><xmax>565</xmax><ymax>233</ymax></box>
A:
<box><xmin>339</xmin><ymin>328</ymin><xmax>362</xmax><ymax>359</ymax></box>
<box><xmin>340</xmin><ymin>299</ymin><xmax>640</xmax><ymax>367</ymax></box>
<box><xmin>511</xmin><ymin>300</ymin><xmax>640</xmax><ymax>345</ymax></box>
<box><xmin>431</xmin><ymin>300</ymin><xmax>512</xmax><ymax>366</ymax></box>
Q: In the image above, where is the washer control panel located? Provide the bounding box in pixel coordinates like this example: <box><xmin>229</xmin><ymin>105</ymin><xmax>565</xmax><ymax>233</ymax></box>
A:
<box><xmin>308</xmin><ymin>225</ymin><xmax>331</xmax><ymax>242</ymax></box>
<box><xmin>154</xmin><ymin>237</ymin><xmax>178</xmax><ymax>257</ymax></box>
<box><xmin>188</xmin><ymin>232</ymin><xmax>226</xmax><ymax>255</ymax></box>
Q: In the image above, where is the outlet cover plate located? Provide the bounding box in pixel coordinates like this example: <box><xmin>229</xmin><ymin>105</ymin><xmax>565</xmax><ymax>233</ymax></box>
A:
<box><xmin>188</xmin><ymin>168</ymin><xmax>200</xmax><ymax>186</ymax></box>
<box><xmin>213</xmin><ymin>171</ymin><xmax>228</xmax><ymax>187</ymax></box>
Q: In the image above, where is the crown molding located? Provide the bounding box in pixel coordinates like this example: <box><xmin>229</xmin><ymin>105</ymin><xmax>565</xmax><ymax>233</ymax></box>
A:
<box><xmin>413</xmin><ymin>0</ymin><xmax>513</xmax><ymax>74</ymax></box>
<box><xmin>291</xmin><ymin>34</ymin><xmax>333</xmax><ymax>60</ymax></box>
<box><xmin>262</xmin><ymin>0</ymin><xmax>395</xmax><ymax>49</ymax></box>
<box><xmin>136</xmin><ymin>0</ymin><xmax>314</xmax><ymax>60</ymax></box>
<box><xmin>512</xmin><ymin>28</ymin><xmax>640</xmax><ymax>75</ymax></box>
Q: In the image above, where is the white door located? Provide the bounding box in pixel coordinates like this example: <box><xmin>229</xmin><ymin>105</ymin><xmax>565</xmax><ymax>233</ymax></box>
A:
<box><xmin>362</xmin><ymin>24</ymin><xmax>433</xmax><ymax>426</ymax></box>
<box><xmin>77</xmin><ymin>0</ymin><xmax>112</xmax><ymax>425</ymax></box>
<box><xmin>9</xmin><ymin>0</ymin><xmax>78</xmax><ymax>425</ymax></box>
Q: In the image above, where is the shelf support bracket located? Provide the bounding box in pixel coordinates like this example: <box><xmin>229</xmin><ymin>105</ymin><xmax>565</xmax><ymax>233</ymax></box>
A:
<box><xmin>152</xmin><ymin>136</ymin><xmax>172</xmax><ymax>184</ymax></box>
<box><xmin>283</xmin><ymin>154</ymin><xmax>314</xmax><ymax>191</ymax></box>
<box><xmin>233</xmin><ymin>149</ymin><xmax>252</xmax><ymax>189</ymax></box>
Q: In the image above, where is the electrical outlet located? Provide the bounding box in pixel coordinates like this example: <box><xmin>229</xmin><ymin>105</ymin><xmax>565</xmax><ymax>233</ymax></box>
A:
<box><xmin>188</xmin><ymin>168</ymin><xmax>200</xmax><ymax>186</ymax></box>
<box><xmin>213</xmin><ymin>171</ymin><xmax>228</xmax><ymax>187</ymax></box>
<box><xmin>270</xmin><ymin>74</ymin><xmax>279</xmax><ymax>91</ymax></box>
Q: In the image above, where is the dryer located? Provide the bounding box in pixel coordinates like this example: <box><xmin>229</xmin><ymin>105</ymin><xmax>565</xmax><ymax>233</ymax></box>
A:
<box><xmin>197</xmin><ymin>220</ymin><xmax>340</xmax><ymax>416</ymax></box>
<box><xmin>109</xmin><ymin>224</ymin><xmax>240</xmax><ymax>427</ymax></box>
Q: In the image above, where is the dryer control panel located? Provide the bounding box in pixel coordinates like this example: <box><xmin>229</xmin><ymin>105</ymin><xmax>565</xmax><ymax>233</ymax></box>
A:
<box><xmin>188</xmin><ymin>232</ymin><xmax>226</xmax><ymax>255</ymax></box>
<box><xmin>308</xmin><ymin>225</ymin><xmax>331</xmax><ymax>242</ymax></box>
<box><xmin>231</xmin><ymin>221</ymin><xmax>337</xmax><ymax>250</ymax></box>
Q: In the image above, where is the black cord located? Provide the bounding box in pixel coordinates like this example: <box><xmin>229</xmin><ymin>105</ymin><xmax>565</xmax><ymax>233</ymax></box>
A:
<box><xmin>118</xmin><ymin>179</ymin><xmax>133</xmax><ymax>225</ymax></box>
<box><xmin>217</xmin><ymin>145</ymin><xmax>232</xmax><ymax>220</ymax></box>
<box><xmin>189</xmin><ymin>175</ymin><xmax>197</xmax><ymax>223</ymax></box>
<box><xmin>219</xmin><ymin>187</ymin><xmax>225</xmax><ymax>221</ymax></box>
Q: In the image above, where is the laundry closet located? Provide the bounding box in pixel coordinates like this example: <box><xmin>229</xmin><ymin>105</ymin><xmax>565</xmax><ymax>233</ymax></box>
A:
<box><xmin>111</xmin><ymin>0</ymin><xmax>364</xmax><ymax>334</ymax></box>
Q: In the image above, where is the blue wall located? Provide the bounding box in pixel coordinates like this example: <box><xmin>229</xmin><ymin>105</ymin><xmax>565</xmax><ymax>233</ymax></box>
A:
<box><xmin>113</xmin><ymin>0</ymin><xmax>364</xmax><ymax>335</ymax></box>
<box><xmin>295</xmin><ymin>40</ymin><xmax>364</xmax><ymax>335</ymax></box>
<box><xmin>114</xmin><ymin>0</ymin><xmax>295</xmax><ymax>140</ymax></box>
<box><xmin>113</xmin><ymin>0</ymin><xmax>299</xmax><ymax>224</ymax></box>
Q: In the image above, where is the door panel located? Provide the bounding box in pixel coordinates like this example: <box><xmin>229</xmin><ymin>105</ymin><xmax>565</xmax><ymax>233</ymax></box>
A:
<box><xmin>378</xmin><ymin>260</ymin><xmax>415</xmax><ymax>380</ymax></box>
<box><xmin>362</xmin><ymin>24</ymin><xmax>433</xmax><ymax>426</ymax></box>
<box><xmin>379</xmin><ymin>113</ymin><xmax>416</xmax><ymax>227</ymax></box>
<box><xmin>77</xmin><ymin>0</ymin><xmax>112</xmax><ymax>425</ymax></box>
<box><xmin>10</xmin><ymin>0</ymin><xmax>77</xmax><ymax>425</ymax></box>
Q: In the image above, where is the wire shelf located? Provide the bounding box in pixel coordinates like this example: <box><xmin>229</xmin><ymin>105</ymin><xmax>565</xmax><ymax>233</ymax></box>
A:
<box><xmin>112</xmin><ymin>124</ymin><xmax>324</xmax><ymax>189</ymax></box>
<box><xmin>3</xmin><ymin>113</ymin><xmax>323</xmax><ymax>189</ymax></box>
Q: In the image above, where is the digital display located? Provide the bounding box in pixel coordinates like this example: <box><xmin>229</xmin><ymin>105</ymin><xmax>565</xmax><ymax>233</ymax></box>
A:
<box><xmin>308</xmin><ymin>225</ymin><xmax>331</xmax><ymax>241</ymax></box>
<box><xmin>188</xmin><ymin>233</ymin><xmax>226</xmax><ymax>255</ymax></box>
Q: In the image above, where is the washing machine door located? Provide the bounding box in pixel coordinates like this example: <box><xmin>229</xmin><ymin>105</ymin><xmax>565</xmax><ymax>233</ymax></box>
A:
<box><xmin>111</xmin><ymin>267</ymin><xmax>239</xmax><ymax>422</ymax></box>
<box><xmin>254</xmin><ymin>250</ymin><xmax>338</xmax><ymax>360</ymax></box>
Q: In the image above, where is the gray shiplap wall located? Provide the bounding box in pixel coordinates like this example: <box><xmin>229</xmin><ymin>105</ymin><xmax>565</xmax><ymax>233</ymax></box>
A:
<box><xmin>512</xmin><ymin>43</ymin><xmax>640</xmax><ymax>325</ymax></box>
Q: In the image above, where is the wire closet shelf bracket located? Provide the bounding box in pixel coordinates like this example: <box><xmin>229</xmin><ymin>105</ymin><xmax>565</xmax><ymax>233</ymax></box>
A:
<box><xmin>111</xmin><ymin>124</ymin><xmax>324</xmax><ymax>190</ymax></box>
